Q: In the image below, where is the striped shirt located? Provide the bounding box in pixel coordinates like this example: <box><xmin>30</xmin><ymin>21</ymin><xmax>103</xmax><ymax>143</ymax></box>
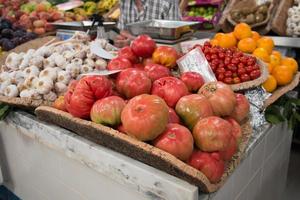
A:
<box><xmin>118</xmin><ymin>0</ymin><xmax>181</xmax><ymax>30</ymax></box>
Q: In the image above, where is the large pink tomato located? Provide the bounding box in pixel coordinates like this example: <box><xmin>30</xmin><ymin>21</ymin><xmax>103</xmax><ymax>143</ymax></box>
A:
<box><xmin>153</xmin><ymin>123</ymin><xmax>194</xmax><ymax>161</ymax></box>
<box><xmin>180</xmin><ymin>72</ymin><xmax>205</xmax><ymax>92</ymax></box>
<box><xmin>219</xmin><ymin>135</ymin><xmax>238</xmax><ymax>161</ymax></box>
<box><xmin>188</xmin><ymin>151</ymin><xmax>225</xmax><ymax>183</ymax></box>
<box><xmin>107</xmin><ymin>57</ymin><xmax>132</xmax><ymax>71</ymax></box>
<box><xmin>229</xmin><ymin>93</ymin><xmax>250</xmax><ymax>123</ymax></box>
<box><xmin>175</xmin><ymin>94</ymin><xmax>213</xmax><ymax>130</ymax></box>
<box><xmin>144</xmin><ymin>63</ymin><xmax>171</xmax><ymax>82</ymax></box>
<box><xmin>151</xmin><ymin>77</ymin><xmax>189</xmax><ymax>108</ymax></box>
<box><xmin>121</xmin><ymin>94</ymin><xmax>169</xmax><ymax>141</ymax></box>
<box><xmin>193</xmin><ymin>116</ymin><xmax>232</xmax><ymax>152</ymax></box>
<box><xmin>152</xmin><ymin>46</ymin><xmax>178</xmax><ymax>68</ymax></box>
<box><xmin>90</xmin><ymin>96</ymin><xmax>126</xmax><ymax>127</ymax></box>
<box><xmin>225</xmin><ymin>117</ymin><xmax>242</xmax><ymax>145</ymax></box>
<box><xmin>64</xmin><ymin>80</ymin><xmax>78</xmax><ymax>112</ymax></box>
<box><xmin>168</xmin><ymin>107</ymin><xmax>181</xmax><ymax>124</ymax></box>
<box><xmin>116</xmin><ymin>68</ymin><xmax>152</xmax><ymax>99</ymax></box>
<box><xmin>118</xmin><ymin>46</ymin><xmax>139</xmax><ymax>64</ymax></box>
<box><xmin>131</xmin><ymin>35</ymin><xmax>156</xmax><ymax>58</ymax></box>
<box><xmin>198</xmin><ymin>81</ymin><xmax>236</xmax><ymax>116</ymax></box>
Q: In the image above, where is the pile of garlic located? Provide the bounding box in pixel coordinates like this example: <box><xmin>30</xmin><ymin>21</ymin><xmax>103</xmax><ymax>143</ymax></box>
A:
<box><xmin>0</xmin><ymin>33</ymin><xmax>113</xmax><ymax>101</ymax></box>
<box><xmin>287</xmin><ymin>1</ymin><xmax>300</xmax><ymax>36</ymax></box>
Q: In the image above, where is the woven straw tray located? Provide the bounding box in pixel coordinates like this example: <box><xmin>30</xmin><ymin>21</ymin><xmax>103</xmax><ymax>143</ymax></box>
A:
<box><xmin>0</xmin><ymin>36</ymin><xmax>58</xmax><ymax>110</ymax></box>
<box><xmin>263</xmin><ymin>72</ymin><xmax>300</xmax><ymax>109</ymax></box>
<box><xmin>35</xmin><ymin>106</ymin><xmax>252</xmax><ymax>193</ymax></box>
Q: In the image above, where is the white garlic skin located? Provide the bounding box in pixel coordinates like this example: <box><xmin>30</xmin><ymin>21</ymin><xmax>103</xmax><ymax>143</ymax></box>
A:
<box><xmin>43</xmin><ymin>57</ymin><xmax>56</xmax><ymax>68</ymax></box>
<box><xmin>66</xmin><ymin>63</ymin><xmax>80</xmax><ymax>78</ymax></box>
<box><xmin>43</xmin><ymin>91</ymin><xmax>57</xmax><ymax>102</ymax></box>
<box><xmin>29</xmin><ymin>55</ymin><xmax>44</xmax><ymax>68</ymax></box>
<box><xmin>95</xmin><ymin>59</ymin><xmax>107</xmax><ymax>70</ymax></box>
<box><xmin>5</xmin><ymin>52</ymin><xmax>23</xmax><ymax>70</ymax></box>
<box><xmin>10</xmin><ymin>71</ymin><xmax>25</xmax><ymax>85</ymax></box>
<box><xmin>57</xmin><ymin>70</ymin><xmax>71</xmax><ymax>85</ymax></box>
<box><xmin>24</xmin><ymin>75</ymin><xmax>38</xmax><ymax>89</ymax></box>
<box><xmin>84</xmin><ymin>58</ymin><xmax>95</xmax><ymax>67</ymax></box>
<box><xmin>35</xmin><ymin>77</ymin><xmax>53</xmax><ymax>95</ymax></box>
<box><xmin>4</xmin><ymin>85</ymin><xmax>19</xmax><ymax>97</ymax></box>
<box><xmin>20</xmin><ymin>89</ymin><xmax>41</xmax><ymax>100</ymax></box>
<box><xmin>39</xmin><ymin>68</ymin><xmax>57</xmax><ymax>81</ymax></box>
<box><xmin>72</xmin><ymin>58</ymin><xmax>83</xmax><ymax>66</ymax></box>
<box><xmin>63</xmin><ymin>50</ymin><xmax>75</xmax><ymax>61</ymax></box>
<box><xmin>80</xmin><ymin>65</ymin><xmax>93</xmax><ymax>74</ymax></box>
<box><xmin>0</xmin><ymin>72</ymin><xmax>11</xmax><ymax>83</ymax></box>
<box><xmin>0</xmin><ymin>80</ymin><xmax>12</xmax><ymax>95</ymax></box>
<box><xmin>23</xmin><ymin>65</ymin><xmax>40</xmax><ymax>77</ymax></box>
<box><xmin>55</xmin><ymin>82</ymin><xmax>68</xmax><ymax>94</ymax></box>
<box><xmin>54</xmin><ymin>54</ymin><xmax>67</xmax><ymax>69</ymax></box>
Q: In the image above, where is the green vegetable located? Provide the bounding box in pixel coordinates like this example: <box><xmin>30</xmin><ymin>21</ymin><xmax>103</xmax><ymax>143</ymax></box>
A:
<box><xmin>0</xmin><ymin>103</ymin><xmax>10</xmax><ymax>121</ymax></box>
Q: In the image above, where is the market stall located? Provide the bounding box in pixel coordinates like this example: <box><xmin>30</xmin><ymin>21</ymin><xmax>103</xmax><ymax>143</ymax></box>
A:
<box><xmin>0</xmin><ymin>0</ymin><xmax>299</xmax><ymax>200</ymax></box>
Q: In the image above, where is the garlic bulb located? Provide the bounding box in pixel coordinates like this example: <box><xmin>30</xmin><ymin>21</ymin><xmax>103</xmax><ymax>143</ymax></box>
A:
<box><xmin>35</xmin><ymin>77</ymin><xmax>53</xmax><ymax>95</ymax></box>
<box><xmin>0</xmin><ymin>80</ymin><xmax>11</xmax><ymax>95</ymax></box>
<box><xmin>10</xmin><ymin>71</ymin><xmax>25</xmax><ymax>85</ymax></box>
<box><xmin>63</xmin><ymin>50</ymin><xmax>75</xmax><ymax>61</ymax></box>
<box><xmin>72</xmin><ymin>58</ymin><xmax>83</xmax><ymax>66</ymax></box>
<box><xmin>74</xmin><ymin>50</ymin><xmax>86</xmax><ymax>59</ymax></box>
<box><xmin>19</xmin><ymin>49</ymin><xmax>35</xmax><ymax>70</ymax></box>
<box><xmin>24</xmin><ymin>75</ymin><xmax>38</xmax><ymax>89</ymax></box>
<box><xmin>0</xmin><ymin>72</ymin><xmax>10</xmax><ymax>83</ymax></box>
<box><xmin>80</xmin><ymin>65</ymin><xmax>93</xmax><ymax>74</ymax></box>
<box><xmin>39</xmin><ymin>68</ymin><xmax>57</xmax><ymax>81</ymax></box>
<box><xmin>23</xmin><ymin>65</ymin><xmax>40</xmax><ymax>77</ymax></box>
<box><xmin>86</xmin><ymin>50</ymin><xmax>97</xmax><ymax>59</ymax></box>
<box><xmin>43</xmin><ymin>57</ymin><xmax>56</xmax><ymax>68</ymax></box>
<box><xmin>55</xmin><ymin>82</ymin><xmax>68</xmax><ymax>94</ymax></box>
<box><xmin>84</xmin><ymin>58</ymin><xmax>95</xmax><ymax>67</ymax></box>
<box><xmin>3</xmin><ymin>85</ymin><xmax>18</xmax><ymax>97</ymax></box>
<box><xmin>54</xmin><ymin>54</ymin><xmax>67</xmax><ymax>69</ymax></box>
<box><xmin>29</xmin><ymin>55</ymin><xmax>44</xmax><ymax>68</ymax></box>
<box><xmin>43</xmin><ymin>91</ymin><xmax>57</xmax><ymax>101</ymax></box>
<box><xmin>57</xmin><ymin>70</ymin><xmax>71</xmax><ymax>85</ymax></box>
<box><xmin>5</xmin><ymin>52</ymin><xmax>23</xmax><ymax>70</ymax></box>
<box><xmin>20</xmin><ymin>89</ymin><xmax>41</xmax><ymax>100</ymax></box>
<box><xmin>95</xmin><ymin>59</ymin><xmax>107</xmax><ymax>70</ymax></box>
<box><xmin>66</xmin><ymin>63</ymin><xmax>80</xmax><ymax>78</ymax></box>
<box><xmin>34</xmin><ymin>46</ymin><xmax>51</xmax><ymax>58</ymax></box>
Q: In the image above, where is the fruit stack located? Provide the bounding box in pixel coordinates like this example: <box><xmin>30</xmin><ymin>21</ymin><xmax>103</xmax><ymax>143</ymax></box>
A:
<box><xmin>183</xmin><ymin>0</ymin><xmax>224</xmax><ymax>29</ymax></box>
<box><xmin>53</xmin><ymin>35</ymin><xmax>250</xmax><ymax>184</ymax></box>
<box><xmin>209</xmin><ymin>23</ymin><xmax>298</xmax><ymax>92</ymax></box>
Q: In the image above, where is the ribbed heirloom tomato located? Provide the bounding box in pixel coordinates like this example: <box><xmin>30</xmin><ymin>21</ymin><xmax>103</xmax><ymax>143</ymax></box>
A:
<box><xmin>118</xmin><ymin>46</ymin><xmax>139</xmax><ymax>64</ymax></box>
<box><xmin>121</xmin><ymin>94</ymin><xmax>169</xmax><ymax>141</ymax></box>
<box><xmin>131</xmin><ymin>35</ymin><xmax>156</xmax><ymax>58</ymax></box>
<box><xmin>168</xmin><ymin>107</ymin><xmax>181</xmax><ymax>124</ymax></box>
<box><xmin>153</xmin><ymin>123</ymin><xmax>194</xmax><ymax>161</ymax></box>
<box><xmin>107</xmin><ymin>57</ymin><xmax>132</xmax><ymax>70</ymax></box>
<box><xmin>144</xmin><ymin>63</ymin><xmax>171</xmax><ymax>82</ymax></box>
<box><xmin>152</xmin><ymin>46</ymin><xmax>178</xmax><ymax>68</ymax></box>
<box><xmin>229</xmin><ymin>93</ymin><xmax>250</xmax><ymax>123</ymax></box>
<box><xmin>180</xmin><ymin>72</ymin><xmax>205</xmax><ymax>92</ymax></box>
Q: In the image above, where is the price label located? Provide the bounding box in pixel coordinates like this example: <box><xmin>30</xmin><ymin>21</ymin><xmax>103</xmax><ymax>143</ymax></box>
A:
<box><xmin>177</xmin><ymin>48</ymin><xmax>217</xmax><ymax>83</ymax></box>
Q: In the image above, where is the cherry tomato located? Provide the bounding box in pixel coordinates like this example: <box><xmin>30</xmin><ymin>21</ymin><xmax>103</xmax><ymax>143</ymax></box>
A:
<box><xmin>218</xmin><ymin>62</ymin><xmax>225</xmax><ymax>69</ymax></box>
<box><xmin>217</xmin><ymin>73</ymin><xmax>225</xmax><ymax>81</ymax></box>
<box><xmin>240</xmin><ymin>74</ymin><xmax>250</xmax><ymax>82</ymax></box>
<box><xmin>224</xmin><ymin>57</ymin><xmax>231</xmax><ymax>65</ymax></box>
<box><xmin>211</xmin><ymin>54</ymin><xmax>218</xmax><ymax>60</ymax></box>
<box><xmin>203</xmin><ymin>48</ymin><xmax>210</xmax><ymax>54</ymax></box>
<box><xmin>223</xmin><ymin>77</ymin><xmax>233</xmax><ymax>84</ymax></box>
<box><xmin>206</xmin><ymin>54</ymin><xmax>211</xmax><ymax>61</ymax></box>
<box><xmin>204</xmin><ymin>41</ymin><xmax>211</xmax><ymax>47</ymax></box>
<box><xmin>237</xmin><ymin>68</ymin><xmax>247</xmax><ymax>76</ymax></box>
<box><xmin>252</xmin><ymin>64</ymin><xmax>260</xmax><ymax>71</ymax></box>
<box><xmin>233</xmin><ymin>77</ymin><xmax>241</xmax><ymax>84</ymax></box>
<box><xmin>218</xmin><ymin>52</ymin><xmax>225</xmax><ymax>59</ymax></box>
<box><xmin>224</xmin><ymin>71</ymin><xmax>233</xmax><ymax>77</ymax></box>
<box><xmin>245</xmin><ymin>66</ymin><xmax>253</xmax><ymax>73</ymax></box>
<box><xmin>216</xmin><ymin>67</ymin><xmax>226</xmax><ymax>74</ymax></box>
<box><xmin>232</xmin><ymin>72</ymin><xmax>238</xmax><ymax>78</ymax></box>
<box><xmin>238</xmin><ymin>62</ymin><xmax>245</xmax><ymax>69</ymax></box>
<box><xmin>250</xmin><ymin>70</ymin><xmax>261</xmax><ymax>80</ymax></box>
<box><xmin>212</xmin><ymin>59</ymin><xmax>219</xmax><ymax>65</ymax></box>
<box><xmin>231</xmin><ymin>58</ymin><xmax>240</xmax><ymax>65</ymax></box>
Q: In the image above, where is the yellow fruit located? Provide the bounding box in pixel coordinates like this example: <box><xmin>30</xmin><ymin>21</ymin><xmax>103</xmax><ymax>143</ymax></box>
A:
<box><xmin>271</xmin><ymin>50</ymin><xmax>282</xmax><ymax>61</ymax></box>
<box><xmin>210</xmin><ymin>39</ymin><xmax>219</xmax><ymax>46</ymax></box>
<box><xmin>253</xmin><ymin>48</ymin><xmax>270</xmax><ymax>62</ymax></box>
<box><xmin>262</xmin><ymin>75</ymin><xmax>277</xmax><ymax>92</ymax></box>
<box><xmin>272</xmin><ymin>65</ymin><xmax>293</xmax><ymax>86</ymax></box>
<box><xmin>281</xmin><ymin>57</ymin><xmax>298</xmax><ymax>74</ymax></box>
<box><xmin>233</xmin><ymin>23</ymin><xmax>253</xmax><ymax>40</ymax></box>
<box><xmin>214</xmin><ymin>33</ymin><xmax>224</xmax><ymax>41</ymax></box>
<box><xmin>270</xmin><ymin>54</ymin><xmax>281</xmax><ymax>66</ymax></box>
<box><xmin>257</xmin><ymin>37</ymin><xmax>274</xmax><ymax>54</ymax></box>
<box><xmin>267</xmin><ymin>63</ymin><xmax>274</xmax><ymax>73</ymax></box>
<box><xmin>237</xmin><ymin>38</ymin><xmax>257</xmax><ymax>53</ymax></box>
<box><xmin>219</xmin><ymin>33</ymin><xmax>237</xmax><ymax>48</ymax></box>
<box><xmin>251</xmin><ymin>31</ymin><xmax>260</xmax><ymax>41</ymax></box>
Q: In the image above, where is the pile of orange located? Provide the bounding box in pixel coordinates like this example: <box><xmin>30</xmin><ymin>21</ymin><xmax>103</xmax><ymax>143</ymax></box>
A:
<box><xmin>210</xmin><ymin>23</ymin><xmax>299</xmax><ymax>93</ymax></box>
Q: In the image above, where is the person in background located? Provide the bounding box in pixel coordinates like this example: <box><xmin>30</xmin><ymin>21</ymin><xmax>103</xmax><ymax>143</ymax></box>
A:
<box><xmin>114</xmin><ymin>0</ymin><xmax>182</xmax><ymax>47</ymax></box>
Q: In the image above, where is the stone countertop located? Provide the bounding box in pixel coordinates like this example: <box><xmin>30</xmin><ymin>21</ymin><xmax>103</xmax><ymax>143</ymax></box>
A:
<box><xmin>1</xmin><ymin>109</ymin><xmax>271</xmax><ymax>200</ymax></box>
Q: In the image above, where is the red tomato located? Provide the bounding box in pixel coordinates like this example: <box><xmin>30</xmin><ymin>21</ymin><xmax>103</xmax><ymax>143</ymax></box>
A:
<box><xmin>219</xmin><ymin>135</ymin><xmax>237</xmax><ymax>161</ymax></box>
<box><xmin>187</xmin><ymin>151</ymin><xmax>225</xmax><ymax>183</ymax></box>
<box><xmin>151</xmin><ymin>77</ymin><xmax>189</xmax><ymax>108</ymax></box>
<box><xmin>175</xmin><ymin>94</ymin><xmax>213</xmax><ymax>130</ymax></box>
<box><xmin>90</xmin><ymin>96</ymin><xmax>126</xmax><ymax>127</ymax></box>
<box><xmin>53</xmin><ymin>96</ymin><xmax>66</xmax><ymax>111</ymax></box>
<box><xmin>192</xmin><ymin>116</ymin><xmax>232</xmax><ymax>152</ymax></box>
<box><xmin>132</xmin><ymin>63</ymin><xmax>144</xmax><ymax>69</ymax></box>
<box><xmin>250</xmin><ymin>70</ymin><xmax>261</xmax><ymax>80</ymax></box>
<box><xmin>116</xmin><ymin>68</ymin><xmax>152</xmax><ymax>99</ymax></box>
<box><xmin>180</xmin><ymin>71</ymin><xmax>205</xmax><ymax>92</ymax></box>
<box><xmin>233</xmin><ymin>77</ymin><xmax>241</xmax><ymax>84</ymax></box>
<box><xmin>131</xmin><ymin>35</ymin><xmax>156</xmax><ymax>58</ymax></box>
<box><xmin>216</xmin><ymin>67</ymin><xmax>226</xmax><ymax>74</ymax></box>
<box><xmin>152</xmin><ymin>46</ymin><xmax>178</xmax><ymax>68</ymax></box>
<box><xmin>217</xmin><ymin>73</ymin><xmax>225</xmax><ymax>81</ymax></box>
<box><xmin>223</xmin><ymin>77</ymin><xmax>233</xmax><ymax>84</ymax></box>
<box><xmin>121</xmin><ymin>94</ymin><xmax>169</xmax><ymax>141</ymax></box>
<box><xmin>237</xmin><ymin>68</ymin><xmax>246</xmax><ymax>76</ymax></box>
<box><xmin>144</xmin><ymin>63</ymin><xmax>171</xmax><ymax>82</ymax></box>
<box><xmin>107</xmin><ymin>57</ymin><xmax>132</xmax><ymax>70</ymax></box>
<box><xmin>168</xmin><ymin>107</ymin><xmax>181</xmax><ymax>124</ymax></box>
<box><xmin>118</xmin><ymin>46</ymin><xmax>139</xmax><ymax>64</ymax></box>
<box><xmin>229</xmin><ymin>93</ymin><xmax>250</xmax><ymax>123</ymax></box>
<box><xmin>240</xmin><ymin>74</ymin><xmax>251</xmax><ymax>82</ymax></box>
<box><xmin>224</xmin><ymin>71</ymin><xmax>233</xmax><ymax>77</ymax></box>
<box><xmin>225</xmin><ymin>117</ymin><xmax>243</xmax><ymax>144</ymax></box>
<box><xmin>153</xmin><ymin>123</ymin><xmax>194</xmax><ymax>161</ymax></box>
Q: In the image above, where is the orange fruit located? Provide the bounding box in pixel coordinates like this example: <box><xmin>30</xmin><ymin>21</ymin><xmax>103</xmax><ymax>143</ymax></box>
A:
<box><xmin>272</xmin><ymin>65</ymin><xmax>293</xmax><ymax>86</ymax></box>
<box><xmin>237</xmin><ymin>38</ymin><xmax>257</xmax><ymax>53</ymax></box>
<box><xmin>233</xmin><ymin>23</ymin><xmax>253</xmax><ymax>40</ymax></box>
<box><xmin>262</xmin><ymin>75</ymin><xmax>277</xmax><ymax>92</ymax></box>
<box><xmin>281</xmin><ymin>57</ymin><xmax>298</xmax><ymax>74</ymax></box>
<box><xmin>257</xmin><ymin>37</ymin><xmax>274</xmax><ymax>54</ymax></box>
<box><xmin>251</xmin><ymin>31</ymin><xmax>260</xmax><ymax>41</ymax></box>
<box><xmin>219</xmin><ymin>33</ymin><xmax>237</xmax><ymax>48</ymax></box>
<box><xmin>270</xmin><ymin>54</ymin><xmax>281</xmax><ymax>66</ymax></box>
<box><xmin>266</xmin><ymin>63</ymin><xmax>275</xmax><ymax>73</ymax></box>
<box><xmin>214</xmin><ymin>33</ymin><xmax>224</xmax><ymax>41</ymax></box>
<box><xmin>210</xmin><ymin>39</ymin><xmax>219</xmax><ymax>46</ymax></box>
<box><xmin>271</xmin><ymin>50</ymin><xmax>282</xmax><ymax>60</ymax></box>
<box><xmin>253</xmin><ymin>48</ymin><xmax>270</xmax><ymax>62</ymax></box>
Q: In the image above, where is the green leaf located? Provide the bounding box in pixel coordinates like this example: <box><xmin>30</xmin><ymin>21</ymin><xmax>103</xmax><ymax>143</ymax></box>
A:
<box><xmin>294</xmin><ymin>112</ymin><xmax>300</xmax><ymax>122</ymax></box>
<box><xmin>289</xmin><ymin>98</ymin><xmax>300</xmax><ymax>106</ymax></box>
<box><xmin>265</xmin><ymin>114</ymin><xmax>285</xmax><ymax>124</ymax></box>
<box><xmin>0</xmin><ymin>105</ymin><xmax>10</xmax><ymax>121</ymax></box>
<box><xmin>283</xmin><ymin>101</ymin><xmax>293</xmax><ymax>119</ymax></box>
<box><xmin>288</xmin><ymin>115</ymin><xmax>294</xmax><ymax>129</ymax></box>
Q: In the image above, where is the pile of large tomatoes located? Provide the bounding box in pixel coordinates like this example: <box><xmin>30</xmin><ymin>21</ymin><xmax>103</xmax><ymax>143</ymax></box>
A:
<box><xmin>195</xmin><ymin>42</ymin><xmax>261</xmax><ymax>84</ymax></box>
